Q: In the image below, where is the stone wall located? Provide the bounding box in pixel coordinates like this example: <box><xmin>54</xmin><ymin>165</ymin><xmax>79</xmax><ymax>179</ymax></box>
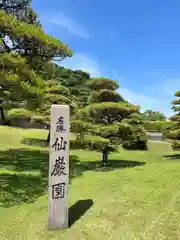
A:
<box><xmin>146</xmin><ymin>131</ymin><xmax>164</xmax><ymax>141</ymax></box>
<box><xmin>0</xmin><ymin>117</ymin><xmax>48</xmax><ymax>130</ymax></box>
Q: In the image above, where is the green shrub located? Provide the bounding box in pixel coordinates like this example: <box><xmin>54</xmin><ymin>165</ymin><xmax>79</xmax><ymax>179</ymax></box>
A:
<box><xmin>144</xmin><ymin>121</ymin><xmax>176</xmax><ymax>132</ymax></box>
<box><xmin>31</xmin><ymin>115</ymin><xmax>50</xmax><ymax>124</ymax></box>
<box><xmin>8</xmin><ymin>108</ymin><xmax>32</xmax><ymax>119</ymax></box>
<box><xmin>161</xmin><ymin>122</ymin><xmax>177</xmax><ymax>137</ymax></box>
<box><xmin>122</xmin><ymin>139</ymin><xmax>148</xmax><ymax>150</ymax></box>
<box><xmin>171</xmin><ymin>140</ymin><xmax>180</xmax><ymax>150</ymax></box>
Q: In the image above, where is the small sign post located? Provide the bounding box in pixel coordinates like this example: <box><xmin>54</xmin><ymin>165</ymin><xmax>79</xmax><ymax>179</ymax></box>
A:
<box><xmin>48</xmin><ymin>105</ymin><xmax>69</xmax><ymax>230</ymax></box>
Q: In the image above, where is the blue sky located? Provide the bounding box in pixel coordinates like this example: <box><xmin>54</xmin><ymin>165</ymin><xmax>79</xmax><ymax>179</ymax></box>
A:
<box><xmin>33</xmin><ymin>0</ymin><xmax>180</xmax><ymax>117</ymax></box>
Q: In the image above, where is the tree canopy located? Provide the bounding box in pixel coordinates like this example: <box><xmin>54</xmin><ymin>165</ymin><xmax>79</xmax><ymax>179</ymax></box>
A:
<box><xmin>72</xmin><ymin>77</ymin><xmax>146</xmax><ymax>166</ymax></box>
<box><xmin>0</xmin><ymin>3</ymin><xmax>73</xmax><ymax>122</ymax></box>
<box><xmin>52</xmin><ymin>64</ymin><xmax>91</xmax><ymax>108</ymax></box>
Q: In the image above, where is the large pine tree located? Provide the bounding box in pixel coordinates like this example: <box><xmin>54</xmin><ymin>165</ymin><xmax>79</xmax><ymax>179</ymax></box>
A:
<box><xmin>168</xmin><ymin>90</ymin><xmax>180</xmax><ymax>149</ymax></box>
<box><xmin>32</xmin><ymin>79</ymin><xmax>77</xmax><ymax>142</ymax></box>
<box><xmin>0</xmin><ymin>3</ymin><xmax>73</xmax><ymax>122</ymax></box>
<box><xmin>53</xmin><ymin>65</ymin><xmax>91</xmax><ymax>108</ymax></box>
<box><xmin>72</xmin><ymin>77</ymin><xmax>145</xmax><ymax>166</ymax></box>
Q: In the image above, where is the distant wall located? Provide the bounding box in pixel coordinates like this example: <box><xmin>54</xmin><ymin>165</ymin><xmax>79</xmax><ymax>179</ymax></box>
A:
<box><xmin>0</xmin><ymin>117</ymin><xmax>47</xmax><ymax>130</ymax></box>
<box><xmin>146</xmin><ymin>131</ymin><xmax>164</xmax><ymax>141</ymax></box>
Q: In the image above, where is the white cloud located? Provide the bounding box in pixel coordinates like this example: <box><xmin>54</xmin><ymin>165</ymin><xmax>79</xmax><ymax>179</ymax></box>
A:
<box><xmin>60</xmin><ymin>53</ymin><xmax>101</xmax><ymax>77</ymax></box>
<box><xmin>48</xmin><ymin>12</ymin><xmax>90</xmax><ymax>38</ymax></box>
<box><xmin>118</xmin><ymin>88</ymin><xmax>173</xmax><ymax>117</ymax></box>
<box><xmin>59</xmin><ymin>53</ymin><xmax>174</xmax><ymax>117</ymax></box>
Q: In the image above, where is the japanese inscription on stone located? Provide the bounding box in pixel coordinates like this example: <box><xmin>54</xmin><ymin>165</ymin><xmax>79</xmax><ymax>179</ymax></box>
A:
<box><xmin>48</xmin><ymin>105</ymin><xmax>69</xmax><ymax>230</ymax></box>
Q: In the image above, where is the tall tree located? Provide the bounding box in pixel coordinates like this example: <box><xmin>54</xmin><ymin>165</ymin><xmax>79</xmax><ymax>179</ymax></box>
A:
<box><xmin>0</xmin><ymin>7</ymin><xmax>73</xmax><ymax>122</ymax></box>
<box><xmin>0</xmin><ymin>52</ymin><xmax>44</xmax><ymax>121</ymax></box>
<box><xmin>32</xmin><ymin>79</ymin><xmax>77</xmax><ymax>142</ymax></box>
<box><xmin>73</xmin><ymin>78</ymin><xmax>143</xmax><ymax>166</ymax></box>
<box><xmin>0</xmin><ymin>0</ymin><xmax>31</xmax><ymax>19</ymax></box>
<box><xmin>167</xmin><ymin>90</ymin><xmax>180</xmax><ymax>149</ymax></box>
<box><xmin>53</xmin><ymin>65</ymin><xmax>91</xmax><ymax>108</ymax></box>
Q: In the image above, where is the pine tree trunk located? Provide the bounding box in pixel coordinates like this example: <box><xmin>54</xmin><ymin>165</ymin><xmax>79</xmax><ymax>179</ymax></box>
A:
<box><xmin>46</xmin><ymin>131</ymin><xmax>50</xmax><ymax>144</ymax></box>
<box><xmin>0</xmin><ymin>107</ymin><xmax>6</xmax><ymax>124</ymax></box>
<box><xmin>80</xmin><ymin>132</ymin><xmax>84</xmax><ymax>142</ymax></box>
<box><xmin>101</xmin><ymin>149</ymin><xmax>108</xmax><ymax>166</ymax></box>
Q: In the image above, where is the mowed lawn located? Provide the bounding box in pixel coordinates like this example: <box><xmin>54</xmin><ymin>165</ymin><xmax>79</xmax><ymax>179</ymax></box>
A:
<box><xmin>0</xmin><ymin>126</ymin><xmax>180</xmax><ymax>240</ymax></box>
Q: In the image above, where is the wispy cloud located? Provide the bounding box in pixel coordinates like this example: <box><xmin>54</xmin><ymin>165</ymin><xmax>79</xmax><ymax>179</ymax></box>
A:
<box><xmin>60</xmin><ymin>53</ymin><xmax>101</xmax><ymax>77</ymax></box>
<box><xmin>48</xmin><ymin>12</ymin><xmax>90</xmax><ymax>38</ymax></box>
<box><xmin>59</xmin><ymin>53</ymin><xmax>174</xmax><ymax>117</ymax></box>
<box><xmin>119</xmin><ymin>88</ymin><xmax>173</xmax><ymax>117</ymax></box>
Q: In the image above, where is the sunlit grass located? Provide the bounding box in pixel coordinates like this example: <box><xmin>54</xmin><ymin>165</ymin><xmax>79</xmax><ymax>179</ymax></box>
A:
<box><xmin>0</xmin><ymin>126</ymin><xmax>180</xmax><ymax>240</ymax></box>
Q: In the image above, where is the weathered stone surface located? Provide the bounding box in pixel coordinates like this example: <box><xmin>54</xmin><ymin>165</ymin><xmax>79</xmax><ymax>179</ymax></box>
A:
<box><xmin>48</xmin><ymin>105</ymin><xmax>69</xmax><ymax>230</ymax></box>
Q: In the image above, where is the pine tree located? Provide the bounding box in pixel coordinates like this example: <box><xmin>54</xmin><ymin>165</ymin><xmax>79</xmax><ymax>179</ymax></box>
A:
<box><xmin>32</xmin><ymin>79</ymin><xmax>76</xmax><ymax>142</ymax></box>
<box><xmin>0</xmin><ymin>52</ymin><xmax>44</xmax><ymax>121</ymax></box>
<box><xmin>32</xmin><ymin>79</ymin><xmax>76</xmax><ymax>126</ymax></box>
<box><xmin>73</xmin><ymin>77</ymin><xmax>144</xmax><ymax>166</ymax></box>
<box><xmin>0</xmin><ymin>0</ymin><xmax>31</xmax><ymax>20</ymax></box>
<box><xmin>53</xmin><ymin>65</ymin><xmax>91</xmax><ymax>107</ymax></box>
<box><xmin>168</xmin><ymin>90</ymin><xmax>180</xmax><ymax>149</ymax></box>
<box><xmin>0</xmin><ymin>7</ymin><xmax>73</xmax><ymax>122</ymax></box>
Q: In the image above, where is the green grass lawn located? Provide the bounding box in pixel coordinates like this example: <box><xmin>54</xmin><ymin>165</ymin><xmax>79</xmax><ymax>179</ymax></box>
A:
<box><xmin>0</xmin><ymin>126</ymin><xmax>180</xmax><ymax>240</ymax></box>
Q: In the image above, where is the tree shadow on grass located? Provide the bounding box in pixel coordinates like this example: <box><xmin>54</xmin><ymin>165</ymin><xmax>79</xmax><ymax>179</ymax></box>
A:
<box><xmin>74</xmin><ymin>159</ymin><xmax>145</xmax><ymax>172</ymax></box>
<box><xmin>0</xmin><ymin>148</ymin><xmax>81</xmax><ymax>207</ymax></box>
<box><xmin>69</xmin><ymin>199</ymin><xmax>94</xmax><ymax>227</ymax></box>
<box><xmin>0</xmin><ymin>173</ymin><xmax>47</xmax><ymax>208</ymax></box>
<box><xmin>164</xmin><ymin>154</ymin><xmax>180</xmax><ymax>160</ymax></box>
<box><xmin>0</xmin><ymin>148</ymin><xmax>81</xmax><ymax>179</ymax></box>
<box><xmin>0</xmin><ymin>146</ymin><xmax>145</xmax><ymax>207</ymax></box>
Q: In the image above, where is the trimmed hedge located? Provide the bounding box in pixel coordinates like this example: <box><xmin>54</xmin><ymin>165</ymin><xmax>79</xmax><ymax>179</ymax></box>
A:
<box><xmin>8</xmin><ymin>108</ymin><xmax>32</xmax><ymax>119</ymax></box>
<box><xmin>171</xmin><ymin>140</ymin><xmax>180</xmax><ymax>150</ymax></box>
<box><xmin>144</xmin><ymin>121</ymin><xmax>177</xmax><ymax>132</ymax></box>
<box><xmin>122</xmin><ymin>139</ymin><xmax>148</xmax><ymax>150</ymax></box>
